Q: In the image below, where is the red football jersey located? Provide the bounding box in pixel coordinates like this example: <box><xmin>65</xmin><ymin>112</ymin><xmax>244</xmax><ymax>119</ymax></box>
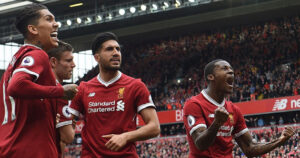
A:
<box><xmin>183</xmin><ymin>90</ymin><xmax>248</xmax><ymax>158</ymax></box>
<box><xmin>69</xmin><ymin>71</ymin><xmax>155</xmax><ymax>158</ymax></box>
<box><xmin>0</xmin><ymin>45</ymin><xmax>64</xmax><ymax>157</ymax></box>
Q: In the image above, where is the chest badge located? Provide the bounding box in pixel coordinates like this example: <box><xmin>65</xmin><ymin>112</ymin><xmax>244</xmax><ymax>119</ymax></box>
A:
<box><xmin>118</xmin><ymin>87</ymin><xmax>125</xmax><ymax>99</ymax></box>
<box><xmin>229</xmin><ymin>113</ymin><xmax>234</xmax><ymax>124</ymax></box>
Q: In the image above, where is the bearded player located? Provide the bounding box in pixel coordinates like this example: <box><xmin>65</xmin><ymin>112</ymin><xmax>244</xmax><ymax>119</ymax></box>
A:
<box><xmin>68</xmin><ymin>32</ymin><xmax>160</xmax><ymax>157</ymax></box>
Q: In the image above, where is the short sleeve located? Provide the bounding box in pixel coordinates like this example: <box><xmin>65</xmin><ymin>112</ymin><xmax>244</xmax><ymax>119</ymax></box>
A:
<box><xmin>134</xmin><ymin>79</ymin><xmax>155</xmax><ymax>113</ymax></box>
<box><xmin>12</xmin><ymin>50</ymin><xmax>49</xmax><ymax>81</ymax></box>
<box><xmin>69</xmin><ymin>82</ymin><xmax>85</xmax><ymax>117</ymax></box>
<box><xmin>232</xmin><ymin>106</ymin><xmax>248</xmax><ymax>138</ymax></box>
<box><xmin>56</xmin><ymin>100</ymin><xmax>72</xmax><ymax>128</ymax></box>
<box><xmin>183</xmin><ymin>99</ymin><xmax>207</xmax><ymax>136</ymax></box>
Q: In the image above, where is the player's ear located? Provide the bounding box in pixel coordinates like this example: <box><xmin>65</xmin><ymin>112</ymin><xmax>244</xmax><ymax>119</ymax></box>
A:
<box><xmin>49</xmin><ymin>57</ymin><xmax>57</xmax><ymax>68</ymax></box>
<box><xmin>94</xmin><ymin>53</ymin><xmax>101</xmax><ymax>63</ymax></box>
<box><xmin>207</xmin><ymin>74</ymin><xmax>214</xmax><ymax>82</ymax></box>
<box><xmin>27</xmin><ymin>24</ymin><xmax>38</xmax><ymax>35</ymax></box>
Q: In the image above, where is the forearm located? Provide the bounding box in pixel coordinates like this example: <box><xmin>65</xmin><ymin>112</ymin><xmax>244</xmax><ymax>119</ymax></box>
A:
<box><xmin>59</xmin><ymin>125</ymin><xmax>75</xmax><ymax>144</ymax></box>
<box><xmin>7</xmin><ymin>72</ymin><xmax>64</xmax><ymax>98</ymax></box>
<box><xmin>244</xmin><ymin>138</ymin><xmax>285</xmax><ymax>157</ymax></box>
<box><xmin>124</xmin><ymin>121</ymin><xmax>160</xmax><ymax>143</ymax></box>
<box><xmin>194</xmin><ymin>121</ymin><xmax>221</xmax><ymax>150</ymax></box>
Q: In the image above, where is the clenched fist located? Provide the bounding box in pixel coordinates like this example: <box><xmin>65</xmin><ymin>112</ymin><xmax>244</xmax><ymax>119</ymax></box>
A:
<box><xmin>214</xmin><ymin>106</ymin><xmax>229</xmax><ymax>126</ymax></box>
<box><xmin>62</xmin><ymin>84</ymin><xmax>78</xmax><ymax>100</ymax></box>
<box><xmin>279</xmin><ymin>126</ymin><xmax>296</xmax><ymax>142</ymax></box>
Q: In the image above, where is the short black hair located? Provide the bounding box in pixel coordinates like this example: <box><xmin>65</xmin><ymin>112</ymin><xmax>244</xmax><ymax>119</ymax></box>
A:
<box><xmin>91</xmin><ymin>32</ymin><xmax>119</xmax><ymax>55</ymax></box>
<box><xmin>15</xmin><ymin>3</ymin><xmax>48</xmax><ymax>38</ymax></box>
<box><xmin>204</xmin><ymin>59</ymin><xmax>224</xmax><ymax>83</ymax></box>
<box><xmin>48</xmin><ymin>41</ymin><xmax>73</xmax><ymax>60</ymax></box>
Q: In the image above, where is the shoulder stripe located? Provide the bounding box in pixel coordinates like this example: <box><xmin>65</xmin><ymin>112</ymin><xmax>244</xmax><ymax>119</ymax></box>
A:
<box><xmin>234</xmin><ymin>128</ymin><xmax>249</xmax><ymax>138</ymax></box>
<box><xmin>137</xmin><ymin>103</ymin><xmax>155</xmax><ymax>113</ymax></box>
<box><xmin>13</xmin><ymin>68</ymin><xmax>39</xmax><ymax>81</ymax></box>
<box><xmin>190</xmin><ymin>124</ymin><xmax>207</xmax><ymax>135</ymax></box>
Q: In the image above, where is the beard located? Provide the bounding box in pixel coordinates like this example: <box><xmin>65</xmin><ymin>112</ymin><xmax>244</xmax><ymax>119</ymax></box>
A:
<box><xmin>101</xmin><ymin>63</ymin><xmax>121</xmax><ymax>71</ymax></box>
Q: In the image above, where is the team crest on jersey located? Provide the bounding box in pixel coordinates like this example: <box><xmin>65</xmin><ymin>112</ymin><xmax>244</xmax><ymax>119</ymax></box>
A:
<box><xmin>62</xmin><ymin>106</ymin><xmax>72</xmax><ymax>118</ymax></box>
<box><xmin>118</xmin><ymin>87</ymin><xmax>125</xmax><ymax>99</ymax></box>
<box><xmin>21</xmin><ymin>56</ymin><xmax>34</xmax><ymax>66</ymax></box>
<box><xmin>187</xmin><ymin>115</ymin><xmax>196</xmax><ymax>127</ymax></box>
<box><xmin>229</xmin><ymin>113</ymin><xmax>234</xmax><ymax>124</ymax></box>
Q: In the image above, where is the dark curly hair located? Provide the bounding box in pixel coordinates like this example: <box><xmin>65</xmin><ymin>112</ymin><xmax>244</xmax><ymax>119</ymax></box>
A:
<box><xmin>15</xmin><ymin>3</ymin><xmax>48</xmax><ymax>38</ymax></box>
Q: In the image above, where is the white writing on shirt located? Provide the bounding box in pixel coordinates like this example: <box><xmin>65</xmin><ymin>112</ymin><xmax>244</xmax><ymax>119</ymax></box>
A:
<box><xmin>88</xmin><ymin>101</ymin><xmax>115</xmax><ymax>107</ymax></box>
<box><xmin>216</xmin><ymin>126</ymin><xmax>233</xmax><ymax>137</ymax></box>
<box><xmin>88</xmin><ymin>100</ymin><xmax>125</xmax><ymax>113</ymax></box>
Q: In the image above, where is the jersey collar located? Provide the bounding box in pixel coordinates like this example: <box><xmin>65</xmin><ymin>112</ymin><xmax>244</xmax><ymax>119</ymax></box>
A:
<box><xmin>97</xmin><ymin>71</ymin><xmax>122</xmax><ymax>87</ymax></box>
<box><xmin>23</xmin><ymin>43</ymin><xmax>42</xmax><ymax>50</ymax></box>
<box><xmin>201</xmin><ymin>90</ymin><xmax>225</xmax><ymax>107</ymax></box>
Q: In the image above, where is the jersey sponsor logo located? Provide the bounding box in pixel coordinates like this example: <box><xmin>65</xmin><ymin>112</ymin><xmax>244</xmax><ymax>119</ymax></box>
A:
<box><xmin>21</xmin><ymin>56</ymin><xmax>34</xmax><ymax>66</ymax></box>
<box><xmin>88</xmin><ymin>101</ymin><xmax>115</xmax><ymax>107</ymax></box>
<box><xmin>217</xmin><ymin>126</ymin><xmax>233</xmax><ymax>137</ymax></box>
<box><xmin>187</xmin><ymin>115</ymin><xmax>195</xmax><ymax>127</ymax></box>
<box><xmin>62</xmin><ymin>105</ymin><xmax>72</xmax><ymax>118</ymax></box>
<box><xmin>116</xmin><ymin>100</ymin><xmax>125</xmax><ymax>111</ymax></box>
<box><xmin>87</xmin><ymin>100</ymin><xmax>125</xmax><ymax>113</ymax></box>
<box><xmin>273</xmin><ymin>99</ymin><xmax>287</xmax><ymax>111</ymax></box>
<box><xmin>88</xmin><ymin>92</ymin><xmax>95</xmax><ymax>97</ymax></box>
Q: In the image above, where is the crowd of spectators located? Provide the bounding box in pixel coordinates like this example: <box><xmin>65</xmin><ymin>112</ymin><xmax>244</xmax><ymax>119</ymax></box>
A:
<box><xmin>78</xmin><ymin>15</ymin><xmax>300</xmax><ymax>112</ymax></box>
<box><xmin>64</xmin><ymin>111</ymin><xmax>299</xmax><ymax>157</ymax></box>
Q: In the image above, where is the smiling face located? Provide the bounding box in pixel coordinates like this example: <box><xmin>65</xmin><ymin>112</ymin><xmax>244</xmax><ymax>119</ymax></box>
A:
<box><xmin>94</xmin><ymin>40</ymin><xmax>122</xmax><ymax>71</ymax></box>
<box><xmin>30</xmin><ymin>9</ymin><xmax>59</xmax><ymax>51</ymax></box>
<box><xmin>210</xmin><ymin>60</ymin><xmax>234</xmax><ymax>94</ymax></box>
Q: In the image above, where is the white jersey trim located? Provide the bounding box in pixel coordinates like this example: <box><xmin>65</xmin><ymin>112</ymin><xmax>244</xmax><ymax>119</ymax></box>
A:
<box><xmin>189</xmin><ymin>124</ymin><xmax>207</xmax><ymax>135</ymax></box>
<box><xmin>56</xmin><ymin>120</ymin><xmax>73</xmax><ymax>128</ymax></box>
<box><xmin>201</xmin><ymin>90</ymin><xmax>225</xmax><ymax>107</ymax></box>
<box><xmin>137</xmin><ymin>103</ymin><xmax>156</xmax><ymax>113</ymax></box>
<box><xmin>13</xmin><ymin>68</ymin><xmax>39</xmax><ymax>81</ymax></box>
<box><xmin>68</xmin><ymin>107</ymin><xmax>80</xmax><ymax>117</ymax></box>
<box><xmin>23</xmin><ymin>43</ymin><xmax>42</xmax><ymax>50</ymax></box>
<box><xmin>97</xmin><ymin>71</ymin><xmax>122</xmax><ymax>87</ymax></box>
<box><xmin>234</xmin><ymin>128</ymin><xmax>249</xmax><ymax>138</ymax></box>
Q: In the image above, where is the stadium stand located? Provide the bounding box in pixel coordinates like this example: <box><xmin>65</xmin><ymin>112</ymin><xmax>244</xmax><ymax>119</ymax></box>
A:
<box><xmin>64</xmin><ymin>14</ymin><xmax>300</xmax><ymax>157</ymax></box>
<box><xmin>78</xmin><ymin>15</ymin><xmax>300</xmax><ymax>112</ymax></box>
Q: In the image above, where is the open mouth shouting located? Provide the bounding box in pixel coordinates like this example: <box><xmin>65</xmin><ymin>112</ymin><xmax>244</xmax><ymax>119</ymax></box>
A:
<box><xmin>50</xmin><ymin>31</ymin><xmax>59</xmax><ymax>42</ymax></box>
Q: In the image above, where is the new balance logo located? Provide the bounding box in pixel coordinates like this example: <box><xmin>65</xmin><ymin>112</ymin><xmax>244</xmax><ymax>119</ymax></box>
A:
<box><xmin>88</xmin><ymin>92</ymin><xmax>95</xmax><ymax>97</ymax></box>
<box><xmin>273</xmin><ymin>99</ymin><xmax>287</xmax><ymax>111</ymax></box>
<box><xmin>116</xmin><ymin>100</ymin><xmax>125</xmax><ymax>111</ymax></box>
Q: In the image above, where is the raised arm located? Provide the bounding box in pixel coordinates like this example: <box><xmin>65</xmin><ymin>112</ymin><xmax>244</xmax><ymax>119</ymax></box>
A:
<box><xmin>235</xmin><ymin>127</ymin><xmax>295</xmax><ymax>157</ymax></box>
<box><xmin>191</xmin><ymin>106</ymin><xmax>229</xmax><ymax>150</ymax></box>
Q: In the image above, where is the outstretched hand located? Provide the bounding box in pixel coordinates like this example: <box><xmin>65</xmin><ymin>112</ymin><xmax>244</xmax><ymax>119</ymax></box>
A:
<box><xmin>102</xmin><ymin>133</ymin><xmax>128</xmax><ymax>152</ymax></box>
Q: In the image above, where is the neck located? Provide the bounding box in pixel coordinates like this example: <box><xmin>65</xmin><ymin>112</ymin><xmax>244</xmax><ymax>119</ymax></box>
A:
<box><xmin>24</xmin><ymin>39</ymin><xmax>44</xmax><ymax>51</ymax></box>
<box><xmin>99</xmin><ymin>67</ymin><xmax>119</xmax><ymax>82</ymax></box>
<box><xmin>52</xmin><ymin>68</ymin><xmax>62</xmax><ymax>83</ymax></box>
<box><xmin>205</xmin><ymin>86</ymin><xmax>225</xmax><ymax>104</ymax></box>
